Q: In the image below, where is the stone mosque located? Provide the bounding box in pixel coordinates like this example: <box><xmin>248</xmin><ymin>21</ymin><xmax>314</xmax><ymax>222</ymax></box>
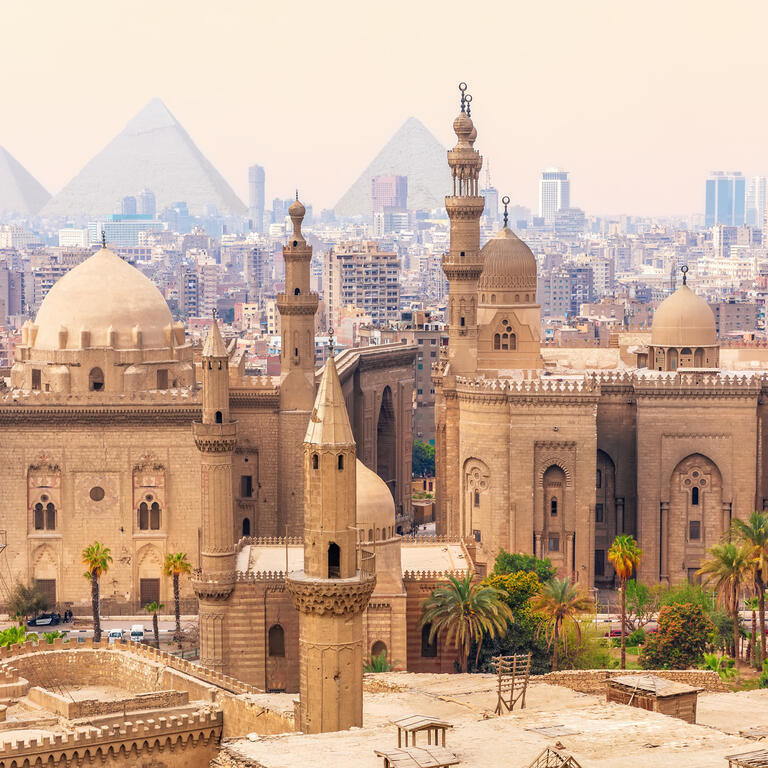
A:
<box><xmin>435</xmin><ymin>85</ymin><xmax>768</xmax><ymax>589</ymax></box>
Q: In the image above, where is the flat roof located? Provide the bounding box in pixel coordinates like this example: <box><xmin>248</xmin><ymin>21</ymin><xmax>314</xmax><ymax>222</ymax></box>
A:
<box><xmin>608</xmin><ymin>674</ymin><xmax>701</xmax><ymax>697</ymax></box>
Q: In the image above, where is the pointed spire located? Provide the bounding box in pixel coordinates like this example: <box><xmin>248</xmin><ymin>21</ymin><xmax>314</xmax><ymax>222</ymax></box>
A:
<box><xmin>304</xmin><ymin>349</ymin><xmax>354</xmax><ymax>447</ymax></box>
<box><xmin>202</xmin><ymin>310</ymin><xmax>228</xmax><ymax>358</ymax></box>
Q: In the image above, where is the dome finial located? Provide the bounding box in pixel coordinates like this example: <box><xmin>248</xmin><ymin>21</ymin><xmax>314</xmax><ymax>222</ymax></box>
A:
<box><xmin>502</xmin><ymin>195</ymin><xmax>510</xmax><ymax>228</ymax></box>
<box><xmin>465</xmin><ymin>93</ymin><xmax>472</xmax><ymax>117</ymax></box>
<box><xmin>212</xmin><ymin>307</ymin><xmax>217</xmax><ymax>320</ymax></box>
<box><xmin>681</xmin><ymin>264</ymin><xmax>688</xmax><ymax>286</ymax></box>
<box><xmin>328</xmin><ymin>327</ymin><xmax>335</xmax><ymax>358</ymax></box>
<box><xmin>459</xmin><ymin>82</ymin><xmax>468</xmax><ymax>113</ymax></box>
<box><xmin>101</xmin><ymin>229</ymin><xmax>106</xmax><ymax>249</ymax></box>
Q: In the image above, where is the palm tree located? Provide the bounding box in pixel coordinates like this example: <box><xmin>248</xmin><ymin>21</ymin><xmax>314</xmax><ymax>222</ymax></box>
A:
<box><xmin>745</xmin><ymin>596</ymin><xmax>760</xmax><ymax>665</ymax></box>
<box><xmin>163</xmin><ymin>552</ymin><xmax>191</xmax><ymax>646</ymax></box>
<box><xmin>82</xmin><ymin>542</ymin><xmax>112</xmax><ymax>643</ymax></box>
<box><xmin>697</xmin><ymin>542</ymin><xmax>752</xmax><ymax>661</ymax></box>
<box><xmin>532</xmin><ymin>578</ymin><xmax>592</xmax><ymax>672</ymax></box>
<box><xmin>732</xmin><ymin>512</ymin><xmax>768</xmax><ymax>664</ymax></box>
<box><xmin>420</xmin><ymin>571</ymin><xmax>513</xmax><ymax>672</ymax></box>
<box><xmin>144</xmin><ymin>601</ymin><xmax>163</xmax><ymax>648</ymax></box>
<box><xmin>607</xmin><ymin>535</ymin><xmax>643</xmax><ymax>669</ymax></box>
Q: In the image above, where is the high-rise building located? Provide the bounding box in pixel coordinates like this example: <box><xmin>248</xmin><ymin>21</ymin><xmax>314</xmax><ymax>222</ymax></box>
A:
<box><xmin>121</xmin><ymin>196</ymin><xmax>137</xmax><ymax>215</ymax></box>
<box><xmin>137</xmin><ymin>188</ymin><xmax>156</xmax><ymax>218</ymax></box>
<box><xmin>746</xmin><ymin>176</ymin><xmax>767</xmax><ymax>228</ymax></box>
<box><xmin>248</xmin><ymin>165</ymin><xmax>266</xmax><ymax>233</ymax></box>
<box><xmin>538</xmin><ymin>168</ymin><xmax>570</xmax><ymax>224</ymax></box>
<box><xmin>371</xmin><ymin>175</ymin><xmax>408</xmax><ymax>214</ymax></box>
<box><xmin>480</xmin><ymin>186</ymin><xmax>499</xmax><ymax>225</ymax></box>
<box><xmin>705</xmin><ymin>171</ymin><xmax>745</xmax><ymax>227</ymax></box>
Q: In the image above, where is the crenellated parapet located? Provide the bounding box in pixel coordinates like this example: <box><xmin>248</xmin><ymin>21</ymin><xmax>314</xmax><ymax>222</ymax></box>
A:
<box><xmin>235</xmin><ymin>535</ymin><xmax>303</xmax><ymax>553</ymax></box>
<box><xmin>402</xmin><ymin>569</ymin><xmax>470</xmax><ymax>581</ymax></box>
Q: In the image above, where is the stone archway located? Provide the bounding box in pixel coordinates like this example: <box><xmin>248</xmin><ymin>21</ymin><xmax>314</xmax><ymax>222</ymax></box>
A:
<box><xmin>31</xmin><ymin>544</ymin><xmax>58</xmax><ymax>607</ymax></box>
<box><xmin>377</xmin><ymin>386</ymin><xmax>396</xmax><ymax>502</ymax></box>
<box><xmin>595</xmin><ymin>450</ymin><xmax>617</xmax><ymax>585</ymax></box>
<box><xmin>136</xmin><ymin>544</ymin><xmax>163</xmax><ymax>607</ymax></box>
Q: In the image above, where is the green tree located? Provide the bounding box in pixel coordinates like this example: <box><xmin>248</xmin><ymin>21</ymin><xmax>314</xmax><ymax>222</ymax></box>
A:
<box><xmin>163</xmin><ymin>552</ymin><xmax>191</xmax><ymax>646</ymax></box>
<box><xmin>624</xmin><ymin>580</ymin><xmax>662</xmax><ymax>631</ymax></box>
<box><xmin>608</xmin><ymin>535</ymin><xmax>643</xmax><ymax>669</ymax></box>
<box><xmin>492</xmin><ymin>550</ymin><xmax>555</xmax><ymax>582</ymax></box>
<box><xmin>746</xmin><ymin>596</ymin><xmax>759</xmax><ymax>665</ymax></box>
<box><xmin>144</xmin><ymin>601</ymin><xmax>163</xmax><ymax>648</ymax></box>
<box><xmin>660</xmin><ymin>582</ymin><xmax>715</xmax><ymax>611</ymax></box>
<box><xmin>697</xmin><ymin>542</ymin><xmax>753</xmax><ymax>661</ymax></box>
<box><xmin>531</xmin><ymin>578</ymin><xmax>592</xmax><ymax>672</ymax></box>
<box><xmin>732</xmin><ymin>512</ymin><xmax>768</xmax><ymax>664</ymax></box>
<box><xmin>640</xmin><ymin>602</ymin><xmax>715</xmax><ymax>669</ymax></box>
<box><xmin>81</xmin><ymin>542</ymin><xmax>112</xmax><ymax>643</ymax></box>
<box><xmin>7</xmin><ymin>581</ymin><xmax>50</xmax><ymax>621</ymax></box>
<box><xmin>412</xmin><ymin>440</ymin><xmax>435</xmax><ymax>477</ymax></box>
<box><xmin>420</xmin><ymin>572</ymin><xmax>513</xmax><ymax>672</ymax></box>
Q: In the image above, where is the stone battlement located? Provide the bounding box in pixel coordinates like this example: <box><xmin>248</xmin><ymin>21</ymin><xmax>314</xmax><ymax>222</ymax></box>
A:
<box><xmin>402</xmin><ymin>569</ymin><xmax>469</xmax><ymax>580</ymax></box>
<box><xmin>235</xmin><ymin>535</ymin><xmax>303</xmax><ymax>553</ymax></box>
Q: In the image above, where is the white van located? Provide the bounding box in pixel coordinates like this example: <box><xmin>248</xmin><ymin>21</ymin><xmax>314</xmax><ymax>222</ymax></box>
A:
<box><xmin>108</xmin><ymin>629</ymin><xmax>124</xmax><ymax>644</ymax></box>
<box><xmin>130</xmin><ymin>624</ymin><xmax>145</xmax><ymax>642</ymax></box>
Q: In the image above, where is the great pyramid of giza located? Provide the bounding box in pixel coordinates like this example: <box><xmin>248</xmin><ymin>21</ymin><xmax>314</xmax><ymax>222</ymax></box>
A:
<box><xmin>334</xmin><ymin>117</ymin><xmax>449</xmax><ymax>217</ymax></box>
<box><xmin>41</xmin><ymin>98</ymin><xmax>246</xmax><ymax>218</ymax></box>
<box><xmin>0</xmin><ymin>147</ymin><xmax>51</xmax><ymax>217</ymax></box>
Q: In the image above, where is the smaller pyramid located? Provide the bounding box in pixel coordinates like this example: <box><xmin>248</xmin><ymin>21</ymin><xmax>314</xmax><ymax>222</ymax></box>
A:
<box><xmin>334</xmin><ymin>117</ymin><xmax>450</xmax><ymax>217</ymax></box>
<box><xmin>0</xmin><ymin>147</ymin><xmax>51</xmax><ymax>217</ymax></box>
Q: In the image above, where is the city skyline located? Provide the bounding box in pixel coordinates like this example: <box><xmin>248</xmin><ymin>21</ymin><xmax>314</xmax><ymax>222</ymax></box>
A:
<box><xmin>2</xmin><ymin>0</ymin><xmax>768</xmax><ymax>218</ymax></box>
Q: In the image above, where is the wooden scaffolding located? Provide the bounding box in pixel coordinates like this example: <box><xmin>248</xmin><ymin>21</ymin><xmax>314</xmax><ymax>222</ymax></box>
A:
<box><xmin>525</xmin><ymin>747</ymin><xmax>584</xmax><ymax>768</ymax></box>
<box><xmin>491</xmin><ymin>652</ymin><xmax>531</xmax><ymax>715</ymax></box>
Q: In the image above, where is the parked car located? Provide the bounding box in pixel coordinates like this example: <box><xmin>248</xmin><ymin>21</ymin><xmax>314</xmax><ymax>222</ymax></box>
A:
<box><xmin>28</xmin><ymin>613</ymin><xmax>60</xmax><ymax>627</ymax></box>
<box><xmin>129</xmin><ymin>624</ymin><xmax>145</xmax><ymax>642</ymax></box>
<box><xmin>108</xmin><ymin>629</ymin><xmax>124</xmax><ymax>644</ymax></box>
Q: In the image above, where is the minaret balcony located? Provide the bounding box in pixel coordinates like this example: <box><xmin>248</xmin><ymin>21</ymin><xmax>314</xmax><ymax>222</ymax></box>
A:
<box><xmin>193</xmin><ymin>421</ymin><xmax>237</xmax><ymax>452</ymax></box>
<box><xmin>276</xmin><ymin>293</ymin><xmax>319</xmax><ymax>315</ymax></box>
<box><xmin>286</xmin><ymin>569</ymin><xmax>376</xmax><ymax>616</ymax></box>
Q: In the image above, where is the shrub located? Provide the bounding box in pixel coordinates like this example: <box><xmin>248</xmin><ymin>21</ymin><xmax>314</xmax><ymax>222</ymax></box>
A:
<box><xmin>702</xmin><ymin>652</ymin><xmax>737</xmax><ymax>680</ymax></box>
<box><xmin>640</xmin><ymin>602</ymin><xmax>714</xmax><ymax>669</ymax></box>
<box><xmin>759</xmin><ymin>659</ymin><xmax>768</xmax><ymax>688</ymax></box>
<box><xmin>627</xmin><ymin>627</ymin><xmax>646</xmax><ymax>646</ymax></box>
<box><xmin>364</xmin><ymin>651</ymin><xmax>393</xmax><ymax>673</ymax></box>
<box><xmin>492</xmin><ymin>550</ymin><xmax>555</xmax><ymax>582</ymax></box>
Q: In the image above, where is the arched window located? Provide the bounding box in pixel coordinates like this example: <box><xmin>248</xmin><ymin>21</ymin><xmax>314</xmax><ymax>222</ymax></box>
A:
<box><xmin>515</xmin><ymin>294</ymin><xmax>520</xmax><ymax>303</ymax></box>
<box><xmin>312</xmin><ymin>453</ymin><xmax>319</xmax><ymax>470</ymax></box>
<box><xmin>494</xmin><ymin>333</ymin><xmax>501</xmax><ymax>350</ymax></box>
<box><xmin>502</xmin><ymin>333</ymin><xmax>509</xmax><ymax>350</ymax></box>
<box><xmin>138</xmin><ymin>502</ymin><xmax>149</xmax><ymax>530</ymax></box>
<box><xmin>474</xmin><ymin>490</ymin><xmax>480</xmax><ymax>507</ymax></box>
<box><xmin>368</xmin><ymin>528</ymin><xmax>373</xmax><ymax>541</ymax></box>
<box><xmin>551</xmin><ymin>498</ymin><xmax>558</xmax><ymax>516</ymax></box>
<box><xmin>509</xmin><ymin>333</ymin><xmax>517</xmax><ymax>350</ymax></box>
<box><xmin>268</xmin><ymin>624</ymin><xmax>285</xmax><ymax>656</ymax></box>
<box><xmin>150</xmin><ymin>502</ymin><xmax>161</xmax><ymax>530</ymax></box>
<box><xmin>46</xmin><ymin>503</ymin><xmax>56</xmax><ymax>530</ymax></box>
<box><xmin>242</xmin><ymin>517</ymin><xmax>251</xmax><ymax>536</ymax></box>
<box><xmin>692</xmin><ymin>486</ymin><xmax>699</xmax><ymax>506</ymax></box>
<box><xmin>371</xmin><ymin>640</ymin><xmax>387</xmax><ymax>659</ymax></box>
<box><xmin>215</xmin><ymin>411</ymin><xmax>223</xmax><ymax>424</ymax></box>
<box><xmin>338</xmin><ymin>454</ymin><xmax>344</xmax><ymax>470</ymax></box>
<box><xmin>34</xmin><ymin>502</ymin><xmax>44</xmax><ymax>530</ymax></box>
<box><xmin>421</xmin><ymin>623</ymin><xmax>437</xmax><ymax>657</ymax></box>
<box><xmin>294</xmin><ymin>287</ymin><xmax>300</xmax><ymax>295</ymax></box>
<box><xmin>33</xmin><ymin>502</ymin><xmax>55</xmax><ymax>530</ymax></box>
<box><xmin>328</xmin><ymin>542</ymin><xmax>340</xmax><ymax>578</ymax></box>
<box><xmin>89</xmin><ymin>367</ymin><xmax>104</xmax><ymax>391</ymax></box>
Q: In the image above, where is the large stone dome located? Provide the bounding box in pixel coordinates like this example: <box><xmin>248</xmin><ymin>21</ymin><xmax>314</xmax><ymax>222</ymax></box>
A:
<box><xmin>478</xmin><ymin>227</ymin><xmax>537</xmax><ymax>293</ymax></box>
<box><xmin>651</xmin><ymin>284</ymin><xmax>716</xmax><ymax>348</ymax></box>
<box><xmin>355</xmin><ymin>459</ymin><xmax>395</xmax><ymax>540</ymax></box>
<box><xmin>33</xmin><ymin>247</ymin><xmax>174</xmax><ymax>350</ymax></box>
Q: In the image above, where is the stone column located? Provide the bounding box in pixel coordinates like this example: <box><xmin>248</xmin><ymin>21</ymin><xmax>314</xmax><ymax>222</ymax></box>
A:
<box><xmin>659</xmin><ymin>501</ymin><xmax>670</xmax><ymax>584</ymax></box>
<box><xmin>615</xmin><ymin>497</ymin><xmax>625</xmax><ymax>535</ymax></box>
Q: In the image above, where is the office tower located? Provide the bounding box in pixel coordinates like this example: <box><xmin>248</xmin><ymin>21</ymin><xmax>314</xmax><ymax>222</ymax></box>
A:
<box><xmin>705</xmin><ymin>171</ymin><xmax>745</xmax><ymax>227</ymax></box>
<box><xmin>121</xmin><ymin>196</ymin><xmax>137</xmax><ymax>215</ymax></box>
<box><xmin>137</xmin><ymin>188</ymin><xmax>156</xmax><ymax>217</ymax></box>
<box><xmin>746</xmin><ymin>176</ymin><xmax>767</xmax><ymax>228</ymax></box>
<box><xmin>481</xmin><ymin>186</ymin><xmax>499</xmax><ymax>224</ymax></box>
<box><xmin>371</xmin><ymin>175</ymin><xmax>408</xmax><ymax>213</ymax></box>
<box><xmin>322</xmin><ymin>241</ymin><xmax>400</xmax><ymax>328</ymax></box>
<box><xmin>248</xmin><ymin>165</ymin><xmax>266</xmax><ymax>233</ymax></box>
<box><xmin>538</xmin><ymin>168</ymin><xmax>570</xmax><ymax>224</ymax></box>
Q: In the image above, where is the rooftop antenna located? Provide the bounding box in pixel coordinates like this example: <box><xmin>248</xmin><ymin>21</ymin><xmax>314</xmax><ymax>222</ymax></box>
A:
<box><xmin>681</xmin><ymin>265</ymin><xmax>688</xmax><ymax>286</ymax></box>
<box><xmin>502</xmin><ymin>196</ymin><xmax>510</xmax><ymax>228</ymax></box>
<box><xmin>328</xmin><ymin>327</ymin><xmax>335</xmax><ymax>358</ymax></box>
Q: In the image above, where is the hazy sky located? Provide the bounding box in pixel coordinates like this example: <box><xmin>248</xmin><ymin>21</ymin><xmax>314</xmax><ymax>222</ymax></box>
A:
<box><xmin>2</xmin><ymin>0</ymin><xmax>766</xmax><ymax>217</ymax></box>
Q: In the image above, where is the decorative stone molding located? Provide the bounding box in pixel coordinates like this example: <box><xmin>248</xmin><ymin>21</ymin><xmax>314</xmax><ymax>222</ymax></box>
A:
<box><xmin>191</xmin><ymin>571</ymin><xmax>235</xmax><ymax>601</ymax></box>
<box><xmin>194</xmin><ymin>436</ymin><xmax>238</xmax><ymax>453</ymax></box>
<box><xmin>286</xmin><ymin>573</ymin><xmax>376</xmax><ymax>615</ymax></box>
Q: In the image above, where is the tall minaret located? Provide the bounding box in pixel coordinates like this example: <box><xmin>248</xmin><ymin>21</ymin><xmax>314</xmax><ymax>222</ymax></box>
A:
<box><xmin>442</xmin><ymin>82</ymin><xmax>484</xmax><ymax>375</ymax></box>
<box><xmin>278</xmin><ymin>195</ymin><xmax>319</xmax><ymax>537</ymax></box>
<box><xmin>191</xmin><ymin>313</ymin><xmax>237</xmax><ymax>672</ymax></box>
<box><xmin>286</xmin><ymin>333</ymin><xmax>376</xmax><ymax>733</ymax></box>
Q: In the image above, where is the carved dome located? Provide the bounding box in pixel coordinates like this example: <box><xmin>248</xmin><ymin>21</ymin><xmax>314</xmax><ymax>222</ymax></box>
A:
<box><xmin>33</xmin><ymin>246</ymin><xmax>174</xmax><ymax>351</ymax></box>
<box><xmin>651</xmin><ymin>284</ymin><xmax>716</xmax><ymax>348</ymax></box>
<box><xmin>355</xmin><ymin>459</ymin><xmax>395</xmax><ymax>540</ymax></box>
<box><xmin>478</xmin><ymin>227</ymin><xmax>537</xmax><ymax>293</ymax></box>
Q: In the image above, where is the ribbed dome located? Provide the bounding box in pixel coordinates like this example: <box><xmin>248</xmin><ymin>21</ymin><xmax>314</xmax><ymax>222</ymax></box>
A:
<box><xmin>355</xmin><ymin>459</ymin><xmax>395</xmax><ymax>538</ymax></box>
<box><xmin>478</xmin><ymin>227</ymin><xmax>537</xmax><ymax>292</ymax></box>
<box><xmin>33</xmin><ymin>247</ymin><xmax>174</xmax><ymax>350</ymax></box>
<box><xmin>651</xmin><ymin>284</ymin><xmax>716</xmax><ymax>347</ymax></box>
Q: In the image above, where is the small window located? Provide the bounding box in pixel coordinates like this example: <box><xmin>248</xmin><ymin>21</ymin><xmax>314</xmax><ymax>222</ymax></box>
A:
<box><xmin>215</xmin><ymin>411</ymin><xmax>223</xmax><ymax>424</ymax></box>
<box><xmin>89</xmin><ymin>367</ymin><xmax>104</xmax><ymax>391</ymax></box>
<box><xmin>689</xmin><ymin>520</ymin><xmax>701</xmax><ymax>540</ymax></box>
<box><xmin>596</xmin><ymin>469</ymin><xmax>602</xmax><ymax>489</ymax></box>
<box><xmin>34</xmin><ymin>502</ymin><xmax>44</xmax><ymax>530</ymax></box>
<box><xmin>138</xmin><ymin>502</ymin><xmax>149</xmax><ymax>530</ymax></box>
<box><xmin>312</xmin><ymin>453</ymin><xmax>319</xmax><ymax>470</ymax></box>
<box><xmin>328</xmin><ymin>542</ymin><xmax>340</xmax><ymax>578</ymax></box>
<box><xmin>371</xmin><ymin>640</ymin><xmax>387</xmax><ymax>659</ymax></box>
<box><xmin>31</xmin><ymin>369</ymin><xmax>41</xmax><ymax>390</ymax></box>
<box><xmin>548</xmin><ymin>535</ymin><xmax>560</xmax><ymax>552</ymax></box>
<box><xmin>494</xmin><ymin>333</ymin><xmax>501</xmax><ymax>350</ymax></box>
<box><xmin>150</xmin><ymin>502</ymin><xmax>161</xmax><ymax>530</ymax></box>
<box><xmin>460</xmin><ymin>316</ymin><xmax>465</xmax><ymax>327</ymax></box>
<box><xmin>268</xmin><ymin>624</ymin><xmax>285</xmax><ymax>656</ymax></box>
<box><xmin>294</xmin><ymin>287</ymin><xmax>300</xmax><ymax>295</ymax></box>
<box><xmin>474</xmin><ymin>490</ymin><xmax>480</xmax><ymax>507</ymax></box>
<box><xmin>90</xmin><ymin>486</ymin><xmax>105</xmax><ymax>502</ymax></box>
<box><xmin>691</xmin><ymin>486</ymin><xmax>699</xmax><ymax>505</ymax></box>
<box><xmin>473</xmin><ymin>529</ymin><xmax>481</xmax><ymax>542</ymax></box>
<box><xmin>242</xmin><ymin>517</ymin><xmax>251</xmax><ymax>536</ymax></box>
<box><xmin>421</xmin><ymin>623</ymin><xmax>437</xmax><ymax>657</ymax></box>
<box><xmin>595</xmin><ymin>549</ymin><xmax>605</xmax><ymax>576</ymax></box>
<box><xmin>241</xmin><ymin>475</ymin><xmax>253</xmax><ymax>498</ymax></box>
<box><xmin>156</xmin><ymin>369</ymin><xmax>169</xmax><ymax>389</ymax></box>
<box><xmin>337</xmin><ymin>454</ymin><xmax>344</xmax><ymax>470</ymax></box>
<box><xmin>550</xmin><ymin>498</ymin><xmax>558</xmax><ymax>516</ymax></box>
<box><xmin>595</xmin><ymin>503</ymin><xmax>604</xmax><ymax>523</ymax></box>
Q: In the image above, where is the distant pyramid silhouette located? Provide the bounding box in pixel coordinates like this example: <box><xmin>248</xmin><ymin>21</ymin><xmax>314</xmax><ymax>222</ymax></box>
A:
<box><xmin>334</xmin><ymin>117</ymin><xmax>450</xmax><ymax>217</ymax></box>
<box><xmin>0</xmin><ymin>147</ymin><xmax>51</xmax><ymax>217</ymax></box>
<box><xmin>42</xmin><ymin>98</ymin><xmax>246</xmax><ymax>218</ymax></box>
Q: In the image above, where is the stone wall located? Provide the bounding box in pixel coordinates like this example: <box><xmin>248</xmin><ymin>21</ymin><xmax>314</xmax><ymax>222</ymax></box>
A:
<box><xmin>27</xmin><ymin>685</ymin><xmax>188</xmax><ymax>718</ymax></box>
<box><xmin>537</xmin><ymin>668</ymin><xmax>729</xmax><ymax>694</ymax></box>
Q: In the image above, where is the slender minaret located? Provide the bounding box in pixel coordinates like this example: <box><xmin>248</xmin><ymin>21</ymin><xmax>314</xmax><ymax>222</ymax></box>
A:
<box><xmin>191</xmin><ymin>313</ymin><xmax>237</xmax><ymax>671</ymax></box>
<box><xmin>442</xmin><ymin>82</ymin><xmax>485</xmax><ymax>375</ymax></box>
<box><xmin>286</xmin><ymin>333</ymin><xmax>376</xmax><ymax>733</ymax></box>
<box><xmin>278</xmin><ymin>195</ymin><xmax>319</xmax><ymax>536</ymax></box>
